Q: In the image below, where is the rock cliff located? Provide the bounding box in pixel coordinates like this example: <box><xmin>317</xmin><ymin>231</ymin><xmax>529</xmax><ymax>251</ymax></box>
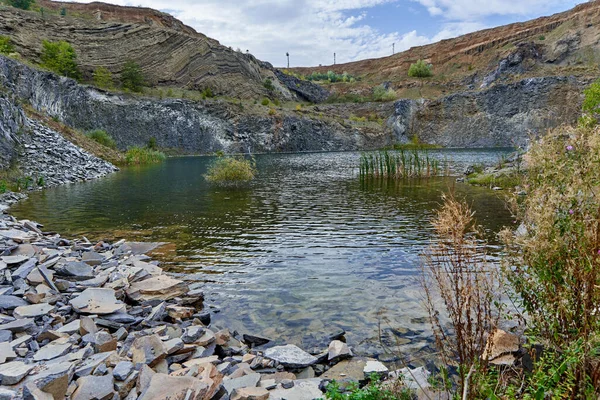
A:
<box><xmin>389</xmin><ymin>76</ymin><xmax>586</xmax><ymax>147</ymax></box>
<box><xmin>0</xmin><ymin>56</ymin><xmax>388</xmax><ymax>154</ymax></box>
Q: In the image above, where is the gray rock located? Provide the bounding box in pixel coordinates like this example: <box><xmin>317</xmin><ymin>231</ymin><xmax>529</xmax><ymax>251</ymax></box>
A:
<box><xmin>0</xmin><ymin>360</ymin><xmax>35</xmax><ymax>385</ymax></box>
<box><xmin>0</xmin><ymin>330</ymin><xmax>12</xmax><ymax>342</ymax></box>
<box><xmin>131</xmin><ymin>334</ymin><xmax>167</xmax><ymax>367</ymax></box>
<box><xmin>72</xmin><ymin>374</ymin><xmax>115</xmax><ymax>400</ymax></box>
<box><xmin>363</xmin><ymin>360</ymin><xmax>388</xmax><ymax>378</ymax></box>
<box><xmin>33</xmin><ymin>342</ymin><xmax>72</xmax><ymax>361</ymax></box>
<box><xmin>0</xmin><ymin>342</ymin><xmax>16</xmax><ymax>363</ymax></box>
<box><xmin>70</xmin><ymin>288</ymin><xmax>125</xmax><ymax>315</ymax></box>
<box><xmin>328</xmin><ymin>340</ymin><xmax>352</xmax><ymax>361</ymax></box>
<box><xmin>113</xmin><ymin>361</ymin><xmax>133</xmax><ymax>381</ymax></box>
<box><xmin>0</xmin><ymin>317</ymin><xmax>34</xmax><ymax>332</ymax></box>
<box><xmin>12</xmin><ymin>258</ymin><xmax>37</xmax><ymax>280</ymax></box>
<box><xmin>81</xmin><ymin>251</ymin><xmax>104</xmax><ymax>266</ymax></box>
<box><xmin>181</xmin><ymin>325</ymin><xmax>204</xmax><ymax>344</ymax></box>
<box><xmin>55</xmin><ymin>261</ymin><xmax>94</xmax><ymax>280</ymax></box>
<box><xmin>13</xmin><ymin>303</ymin><xmax>54</xmax><ymax>319</ymax></box>
<box><xmin>268</xmin><ymin>379</ymin><xmax>323</xmax><ymax>400</ymax></box>
<box><xmin>0</xmin><ymin>388</ymin><xmax>16</xmax><ymax>400</ymax></box>
<box><xmin>222</xmin><ymin>372</ymin><xmax>261</xmax><ymax>394</ymax></box>
<box><xmin>0</xmin><ymin>294</ymin><xmax>28</xmax><ymax>310</ymax></box>
<box><xmin>264</xmin><ymin>345</ymin><xmax>318</xmax><ymax>368</ymax></box>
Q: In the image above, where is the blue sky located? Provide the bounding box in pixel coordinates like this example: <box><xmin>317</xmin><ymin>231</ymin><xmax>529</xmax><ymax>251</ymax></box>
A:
<box><xmin>71</xmin><ymin>0</ymin><xmax>586</xmax><ymax>67</ymax></box>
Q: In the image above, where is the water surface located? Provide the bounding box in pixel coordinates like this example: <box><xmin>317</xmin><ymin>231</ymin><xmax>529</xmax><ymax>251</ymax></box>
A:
<box><xmin>12</xmin><ymin>150</ymin><xmax>514</xmax><ymax>362</ymax></box>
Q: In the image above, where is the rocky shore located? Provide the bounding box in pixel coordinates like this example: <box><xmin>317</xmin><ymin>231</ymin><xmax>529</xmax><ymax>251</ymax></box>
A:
<box><xmin>0</xmin><ymin>205</ymin><xmax>437</xmax><ymax>400</ymax></box>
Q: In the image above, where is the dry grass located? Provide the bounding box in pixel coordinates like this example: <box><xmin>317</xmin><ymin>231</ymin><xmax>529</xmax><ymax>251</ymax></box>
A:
<box><xmin>421</xmin><ymin>193</ymin><xmax>502</xmax><ymax>399</ymax></box>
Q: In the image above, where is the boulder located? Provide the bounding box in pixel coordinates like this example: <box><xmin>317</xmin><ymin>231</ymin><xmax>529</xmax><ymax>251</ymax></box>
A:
<box><xmin>264</xmin><ymin>345</ymin><xmax>318</xmax><ymax>368</ymax></box>
<box><xmin>483</xmin><ymin>329</ymin><xmax>520</xmax><ymax>365</ymax></box>
<box><xmin>113</xmin><ymin>361</ymin><xmax>133</xmax><ymax>381</ymax></box>
<box><xmin>328</xmin><ymin>340</ymin><xmax>352</xmax><ymax>361</ymax></box>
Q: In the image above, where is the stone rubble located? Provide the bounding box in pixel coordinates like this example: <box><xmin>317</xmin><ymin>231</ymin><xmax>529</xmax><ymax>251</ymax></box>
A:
<box><xmin>0</xmin><ymin>192</ymin><xmax>435</xmax><ymax>399</ymax></box>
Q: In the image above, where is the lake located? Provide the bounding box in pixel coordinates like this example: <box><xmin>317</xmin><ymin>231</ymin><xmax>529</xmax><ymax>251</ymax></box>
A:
<box><xmin>11</xmin><ymin>149</ymin><xmax>514</xmax><ymax>363</ymax></box>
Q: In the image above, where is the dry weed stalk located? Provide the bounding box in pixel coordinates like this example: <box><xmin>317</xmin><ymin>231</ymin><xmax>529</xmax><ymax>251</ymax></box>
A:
<box><xmin>421</xmin><ymin>193</ymin><xmax>501</xmax><ymax>398</ymax></box>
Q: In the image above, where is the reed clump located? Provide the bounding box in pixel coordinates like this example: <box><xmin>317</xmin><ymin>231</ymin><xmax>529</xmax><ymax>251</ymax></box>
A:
<box><xmin>204</xmin><ymin>155</ymin><xmax>256</xmax><ymax>186</ymax></box>
<box><xmin>125</xmin><ymin>147</ymin><xmax>166</xmax><ymax>165</ymax></box>
<box><xmin>359</xmin><ymin>149</ymin><xmax>446</xmax><ymax>179</ymax></box>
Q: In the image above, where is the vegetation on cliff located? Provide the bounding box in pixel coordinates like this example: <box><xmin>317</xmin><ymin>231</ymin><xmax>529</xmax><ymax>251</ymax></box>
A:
<box><xmin>421</xmin><ymin>83</ymin><xmax>600</xmax><ymax>398</ymax></box>
<box><xmin>407</xmin><ymin>60</ymin><xmax>433</xmax><ymax>78</ymax></box>
<box><xmin>0</xmin><ymin>36</ymin><xmax>13</xmax><ymax>55</ymax></box>
<box><xmin>125</xmin><ymin>146</ymin><xmax>166</xmax><ymax>165</ymax></box>
<box><xmin>40</xmin><ymin>40</ymin><xmax>81</xmax><ymax>80</ymax></box>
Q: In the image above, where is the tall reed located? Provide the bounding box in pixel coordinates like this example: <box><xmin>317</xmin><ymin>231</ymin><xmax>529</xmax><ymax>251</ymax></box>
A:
<box><xmin>359</xmin><ymin>149</ymin><xmax>445</xmax><ymax>179</ymax></box>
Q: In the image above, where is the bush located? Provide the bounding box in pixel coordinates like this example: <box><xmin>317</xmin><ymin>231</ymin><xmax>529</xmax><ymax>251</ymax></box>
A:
<box><xmin>326</xmin><ymin>374</ymin><xmax>411</xmax><ymax>400</ymax></box>
<box><xmin>263</xmin><ymin>78</ymin><xmax>274</xmax><ymax>91</ymax></box>
<box><xmin>501</xmin><ymin>124</ymin><xmax>600</xmax><ymax>395</ymax></box>
<box><xmin>201</xmin><ymin>87</ymin><xmax>214</xmax><ymax>99</ymax></box>
<box><xmin>92</xmin><ymin>67</ymin><xmax>113</xmax><ymax>89</ymax></box>
<box><xmin>372</xmin><ymin>85</ymin><xmax>397</xmax><ymax>102</ymax></box>
<box><xmin>268</xmin><ymin>108</ymin><xmax>276</xmax><ymax>116</ymax></box>
<box><xmin>6</xmin><ymin>0</ymin><xmax>34</xmax><ymax>10</ymax></box>
<box><xmin>86</xmin><ymin>129</ymin><xmax>116</xmax><ymax>149</ymax></box>
<box><xmin>261</xmin><ymin>98</ymin><xmax>270</xmax><ymax>106</ymax></box>
<box><xmin>295</xmin><ymin>104</ymin><xmax>302</xmax><ymax>111</ymax></box>
<box><xmin>125</xmin><ymin>147</ymin><xmax>166</xmax><ymax>165</ymax></box>
<box><xmin>204</xmin><ymin>156</ymin><xmax>256</xmax><ymax>186</ymax></box>
<box><xmin>40</xmin><ymin>40</ymin><xmax>81</xmax><ymax>79</ymax></box>
<box><xmin>582</xmin><ymin>78</ymin><xmax>600</xmax><ymax>119</ymax></box>
<box><xmin>408</xmin><ymin>59</ymin><xmax>433</xmax><ymax>78</ymax></box>
<box><xmin>121</xmin><ymin>60</ymin><xmax>144</xmax><ymax>92</ymax></box>
<box><xmin>147</xmin><ymin>137</ymin><xmax>157</xmax><ymax>150</ymax></box>
<box><xmin>272</xmin><ymin>98</ymin><xmax>280</xmax><ymax>107</ymax></box>
<box><xmin>305</xmin><ymin>70</ymin><xmax>355</xmax><ymax>83</ymax></box>
<box><xmin>0</xmin><ymin>36</ymin><xmax>14</xmax><ymax>55</ymax></box>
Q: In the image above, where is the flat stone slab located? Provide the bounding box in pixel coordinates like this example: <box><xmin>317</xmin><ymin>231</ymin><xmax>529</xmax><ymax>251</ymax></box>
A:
<box><xmin>119</xmin><ymin>242</ymin><xmax>165</xmax><ymax>255</ymax></box>
<box><xmin>13</xmin><ymin>303</ymin><xmax>54</xmax><ymax>319</ymax></box>
<box><xmin>1</xmin><ymin>255</ymin><xmax>29</xmax><ymax>264</ymax></box>
<box><xmin>0</xmin><ymin>295</ymin><xmax>29</xmax><ymax>310</ymax></box>
<box><xmin>0</xmin><ymin>229</ymin><xmax>35</xmax><ymax>243</ymax></box>
<box><xmin>321</xmin><ymin>357</ymin><xmax>375</xmax><ymax>388</ymax></box>
<box><xmin>0</xmin><ymin>342</ymin><xmax>16</xmax><ymax>363</ymax></box>
<box><xmin>264</xmin><ymin>345</ymin><xmax>318</xmax><ymax>369</ymax></box>
<box><xmin>72</xmin><ymin>374</ymin><xmax>115</xmax><ymax>400</ymax></box>
<box><xmin>137</xmin><ymin>373</ymin><xmax>210</xmax><ymax>400</ymax></box>
<box><xmin>33</xmin><ymin>342</ymin><xmax>72</xmax><ymax>361</ymax></box>
<box><xmin>0</xmin><ymin>318</ymin><xmax>34</xmax><ymax>332</ymax></box>
<box><xmin>70</xmin><ymin>288</ymin><xmax>125</xmax><ymax>315</ymax></box>
<box><xmin>268</xmin><ymin>379</ymin><xmax>324</xmax><ymax>400</ymax></box>
<box><xmin>0</xmin><ymin>361</ymin><xmax>35</xmax><ymax>385</ymax></box>
<box><xmin>222</xmin><ymin>372</ymin><xmax>261</xmax><ymax>394</ymax></box>
<box><xmin>55</xmin><ymin>261</ymin><xmax>94</xmax><ymax>281</ymax></box>
<box><xmin>126</xmin><ymin>275</ymin><xmax>188</xmax><ymax>301</ymax></box>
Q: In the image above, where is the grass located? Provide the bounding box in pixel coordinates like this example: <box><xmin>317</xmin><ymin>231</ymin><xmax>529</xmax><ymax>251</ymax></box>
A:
<box><xmin>204</xmin><ymin>155</ymin><xmax>256</xmax><ymax>186</ymax></box>
<box><xmin>466</xmin><ymin>171</ymin><xmax>521</xmax><ymax>188</ymax></box>
<box><xmin>86</xmin><ymin>129</ymin><xmax>116</xmax><ymax>149</ymax></box>
<box><xmin>125</xmin><ymin>147</ymin><xmax>166</xmax><ymax>165</ymax></box>
<box><xmin>359</xmin><ymin>149</ymin><xmax>446</xmax><ymax>179</ymax></box>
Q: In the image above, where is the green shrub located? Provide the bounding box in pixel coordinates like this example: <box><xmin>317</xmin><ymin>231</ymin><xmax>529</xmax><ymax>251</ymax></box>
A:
<box><xmin>372</xmin><ymin>85</ymin><xmax>397</xmax><ymax>102</ymax></box>
<box><xmin>59</xmin><ymin>7</ymin><xmax>66</xmax><ymax>16</ymax></box>
<box><xmin>40</xmin><ymin>40</ymin><xmax>81</xmax><ymax>79</ymax></box>
<box><xmin>408</xmin><ymin>59</ymin><xmax>433</xmax><ymax>78</ymax></box>
<box><xmin>326</xmin><ymin>374</ymin><xmax>411</xmax><ymax>400</ymax></box>
<box><xmin>0</xmin><ymin>36</ymin><xmax>14</xmax><ymax>55</ymax></box>
<box><xmin>92</xmin><ymin>67</ymin><xmax>113</xmax><ymax>89</ymax></box>
<box><xmin>147</xmin><ymin>137</ymin><xmax>157</xmax><ymax>150</ymax></box>
<box><xmin>6</xmin><ymin>0</ymin><xmax>34</xmax><ymax>10</ymax></box>
<box><xmin>261</xmin><ymin>98</ymin><xmax>270</xmax><ymax>106</ymax></box>
<box><xmin>582</xmin><ymin>78</ymin><xmax>600</xmax><ymax>119</ymax></box>
<box><xmin>538</xmin><ymin>35</ymin><xmax>546</xmax><ymax>40</ymax></box>
<box><xmin>305</xmin><ymin>70</ymin><xmax>355</xmax><ymax>83</ymax></box>
<box><xmin>204</xmin><ymin>156</ymin><xmax>256</xmax><ymax>186</ymax></box>
<box><xmin>125</xmin><ymin>147</ymin><xmax>166</xmax><ymax>165</ymax></box>
<box><xmin>0</xmin><ymin>180</ymin><xmax>7</xmax><ymax>194</ymax></box>
<box><xmin>121</xmin><ymin>60</ymin><xmax>144</xmax><ymax>92</ymax></box>
<box><xmin>37</xmin><ymin>176</ymin><xmax>45</xmax><ymax>187</ymax></box>
<box><xmin>263</xmin><ymin>78</ymin><xmax>274</xmax><ymax>91</ymax></box>
<box><xmin>201</xmin><ymin>87</ymin><xmax>214</xmax><ymax>98</ymax></box>
<box><xmin>86</xmin><ymin>129</ymin><xmax>116</xmax><ymax>149</ymax></box>
<box><xmin>272</xmin><ymin>98</ymin><xmax>280</xmax><ymax>107</ymax></box>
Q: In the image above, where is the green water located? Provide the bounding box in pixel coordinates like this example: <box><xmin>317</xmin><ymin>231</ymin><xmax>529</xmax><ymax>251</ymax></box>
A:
<box><xmin>12</xmin><ymin>149</ymin><xmax>514</xmax><ymax>360</ymax></box>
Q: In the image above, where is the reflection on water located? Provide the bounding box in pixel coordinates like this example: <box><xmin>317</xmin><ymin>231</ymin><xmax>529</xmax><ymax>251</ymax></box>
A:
<box><xmin>12</xmin><ymin>149</ymin><xmax>514</xmax><ymax>362</ymax></box>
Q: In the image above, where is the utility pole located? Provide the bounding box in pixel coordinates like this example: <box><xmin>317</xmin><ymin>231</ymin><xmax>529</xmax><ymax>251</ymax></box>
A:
<box><xmin>334</xmin><ymin>52</ymin><xmax>336</xmax><ymax>65</ymax></box>
<box><xmin>286</xmin><ymin>52</ymin><xmax>289</xmax><ymax>69</ymax></box>
<box><xmin>392</xmin><ymin>43</ymin><xmax>395</xmax><ymax>55</ymax></box>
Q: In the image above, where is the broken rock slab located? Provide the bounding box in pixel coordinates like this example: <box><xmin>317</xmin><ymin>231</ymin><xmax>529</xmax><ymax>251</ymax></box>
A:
<box><xmin>0</xmin><ymin>360</ymin><xmax>35</xmax><ymax>385</ymax></box>
<box><xmin>126</xmin><ymin>275</ymin><xmax>188</xmax><ymax>302</ymax></box>
<box><xmin>268</xmin><ymin>379</ymin><xmax>324</xmax><ymax>400</ymax></box>
<box><xmin>137</xmin><ymin>373</ymin><xmax>210</xmax><ymax>400</ymax></box>
<box><xmin>72</xmin><ymin>374</ymin><xmax>115</xmax><ymax>400</ymax></box>
<box><xmin>70</xmin><ymin>288</ymin><xmax>125</xmax><ymax>315</ymax></box>
<box><xmin>264</xmin><ymin>345</ymin><xmax>318</xmax><ymax>369</ymax></box>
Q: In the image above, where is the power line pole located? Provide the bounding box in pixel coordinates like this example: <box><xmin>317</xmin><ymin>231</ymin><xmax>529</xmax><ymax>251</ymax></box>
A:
<box><xmin>392</xmin><ymin>43</ymin><xmax>395</xmax><ymax>55</ymax></box>
<box><xmin>334</xmin><ymin>52</ymin><xmax>336</xmax><ymax>65</ymax></box>
<box><xmin>286</xmin><ymin>52</ymin><xmax>289</xmax><ymax>69</ymax></box>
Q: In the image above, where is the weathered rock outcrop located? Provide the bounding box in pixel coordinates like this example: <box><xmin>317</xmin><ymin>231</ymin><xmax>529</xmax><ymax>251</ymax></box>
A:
<box><xmin>0</xmin><ymin>4</ymin><xmax>325</xmax><ymax>101</ymax></box>
<box><xmin>389</xmin><ymin>76</ymin><xmax>585</xmax><ymax>147</ymax></box>
<box><xmin>0</xmin><ymin>56</ymin><xmax>387</xmax><ymax>153</ymax></box>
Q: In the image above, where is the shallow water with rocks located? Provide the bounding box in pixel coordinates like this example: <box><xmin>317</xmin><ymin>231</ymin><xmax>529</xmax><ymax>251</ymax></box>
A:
<box><xmin>11</xmin><ymin>150</ymin><xmax>514</xmax><ymax>362</ymax></box>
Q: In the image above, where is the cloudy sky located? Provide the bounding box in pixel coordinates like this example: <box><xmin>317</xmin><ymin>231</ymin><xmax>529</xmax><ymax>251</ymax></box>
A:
<box><xmin>74</xmin><ymin>0</ymin><xmax>586</xmax><ymax>67</ymax></box>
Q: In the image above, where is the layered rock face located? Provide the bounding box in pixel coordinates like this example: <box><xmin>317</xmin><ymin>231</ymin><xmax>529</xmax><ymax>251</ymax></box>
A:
<box><xmin>0</xmin><ymin>5</ymin><xmax>325</xmax><ymax>101</ymax></box>
<box><xmin>0</xmin><ymin>56</ymin><xmax>388</xmax><ymax>153</ymax></box>
<box><xmin>389</xmin><ymin>76</ymin><xmax>585</xmax><ymax>147</ymax></box>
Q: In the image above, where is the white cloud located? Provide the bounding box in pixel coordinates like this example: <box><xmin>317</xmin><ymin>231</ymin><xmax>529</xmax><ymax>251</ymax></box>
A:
<box><xmin>412</xmin><ymin>0</ymin><xmax>583</xmax><ymax>21</ymax></box>
<box><xmin>68</xmin><ymin>0</ymin><xmax>584</xmax><ymax>67</ymax></box>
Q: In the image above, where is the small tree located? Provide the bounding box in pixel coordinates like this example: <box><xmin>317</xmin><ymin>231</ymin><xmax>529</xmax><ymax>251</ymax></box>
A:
<box><xmin>0</xmin><ymin>36</ymin><xmax>14</xmax><ymax>55</ymax></box>
<box><xmin>92</xmin><ymin>67</ymin><xmax>113</xmax><ymax>89</ymax></box>
<box><xmin>121</xmin><ymin>60</ymin><xmax>144</xmax><ymax>92</ymax></box>
<box><xmin>40</xmin><ymin>40</ymin><xmax>81</xmax><ymax>80</ymax></box>
<box><xmin>408</xmin><ymin>59</ymin><xmax>433</xmax><ymax>78</ymax></box>
<box><xmin>7</xmin><ymin>0</ymin><xmax>35</xmax><ymax>10</ymax></box>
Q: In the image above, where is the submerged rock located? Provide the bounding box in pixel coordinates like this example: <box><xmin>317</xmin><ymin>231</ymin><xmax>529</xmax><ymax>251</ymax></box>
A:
<box><xmin>264</xmin><ymin>345</ymin><xmax>318</xmax><ymax>369</ymax></box>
